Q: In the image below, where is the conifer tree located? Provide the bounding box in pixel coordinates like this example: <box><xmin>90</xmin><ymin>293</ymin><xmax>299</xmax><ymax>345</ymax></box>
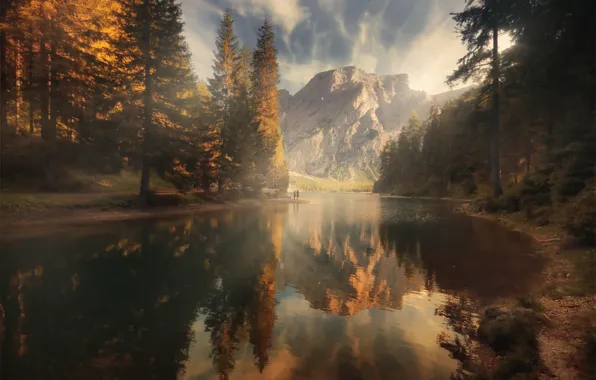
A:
<box><xmin>232</xmin><ymin>45</ymin><xmax>258</xmax><ymax>189</ymax></box>
<box><xmin>207</xmin><ymin>9</ymin><xmax>241</xmax><ymax>191</ymax></box>
<box><xmin>113</xmin><ymin>0</ymin><xmax>196</xmax><ymax>196</ymax></box>
<box><xmin>195</xmin><ymin>81</ymin><xmax>220</xmax><ymax>192</ymax></box>
<box><xmin>251</xmin><ymin>19</ymin><xmax>287</xmax><ymax>191</ymax></box>
<box><xmin>0</xmin><ymin>0</ymin><xmax>16</xmax><ymax>136</ymax></box>
<box><xmin>448</xmin><ymin>0</ymin><xmax>514</xmax><ymax>197</ymax></box>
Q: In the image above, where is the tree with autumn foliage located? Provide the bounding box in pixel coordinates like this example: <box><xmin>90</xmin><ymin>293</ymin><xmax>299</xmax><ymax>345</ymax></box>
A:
<box><xmin>251</xmin><ymin>20</ymin><xmax>288</xmax><ymax>192</ymax></box>
<box><xmin>1</xmin><ymin>0</ymin><xmax>122</xmax><ymax>185</ymax></box>
<box><xmin>1</xmin><ymin>0</ymin><xmax>201</xmax><ymax>197</ymax></box>
<box><xmin>206</xmin><ymin>9</ymin><xmax>242</xmax><ymax>192</ymax></box>
<box><xmin>113</xmin><ymin>0</ymin><xmax>197</xmax><ymax>196</ymax></box>
<box><xmin>232</xmin><ymin>45</ymin><xmax>261</xmax><ymax>190</ymax></box>
<box><xmin>205</xmin><ymin>12</ymin><xmax>269</xmax><ymax>193</ymax></box>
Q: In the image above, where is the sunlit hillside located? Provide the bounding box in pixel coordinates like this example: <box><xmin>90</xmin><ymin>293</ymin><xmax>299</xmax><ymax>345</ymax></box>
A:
<box><xmin>289</xmin><ymin>172</ymin><xmax>373</xmax><ymax>192</ymax></box>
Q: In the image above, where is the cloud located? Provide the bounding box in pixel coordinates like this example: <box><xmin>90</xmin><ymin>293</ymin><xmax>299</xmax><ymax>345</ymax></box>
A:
<box><xmin>181</xmin><ymin>0</ymin><xmax>475</xmax><ymax>94</ymax></box>
<box><xmin>205</xmin><ymin>0</ymin><xmax>309</xmax><ymax>32</ymax></box>
<box><xmin>180</xmin><ymin>1</ymin><xmax>221</xmax><ymax>83</ymax></box>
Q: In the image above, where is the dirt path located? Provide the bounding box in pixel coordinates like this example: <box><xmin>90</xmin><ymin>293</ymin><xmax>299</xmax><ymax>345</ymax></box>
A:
<box><xmin>538</xmin><ymin>295</ymin><xmax>596</xmax><ymax>379</ymax></box>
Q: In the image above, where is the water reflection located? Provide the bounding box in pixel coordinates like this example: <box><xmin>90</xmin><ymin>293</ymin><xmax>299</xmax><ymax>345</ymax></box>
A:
<box><xmin>0</xmin><ymin>194</ymin><xmax>543</xmax><ymax>380</ymax></box>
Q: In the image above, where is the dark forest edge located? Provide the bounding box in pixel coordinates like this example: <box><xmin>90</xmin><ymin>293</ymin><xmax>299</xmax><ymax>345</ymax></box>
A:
<box><xmin>1</xmin><ymin>3</ymin><xmax>289</xmax><ymax>204</ymax></box>
<box><xmin>373</xmin><ymin>0</ymin><xmax>595</xmax><ymax>247</ymax></box>
<box><xmin>373</xmin><ymin>0</ymin><xmax>595</xmax><ymax>379</ymax></box>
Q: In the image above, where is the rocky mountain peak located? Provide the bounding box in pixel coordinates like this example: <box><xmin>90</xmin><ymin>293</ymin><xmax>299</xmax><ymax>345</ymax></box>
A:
<box><xmin>279</xmin><ymin>67</ymin><xmax>448</xmax><ymax>181</ymax></box>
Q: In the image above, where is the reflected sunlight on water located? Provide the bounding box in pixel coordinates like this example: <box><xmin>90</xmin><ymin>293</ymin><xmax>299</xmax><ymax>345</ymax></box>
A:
<box><xmin>1</xmin><ymin>193</ymin><xmax>543</xmax><ymax>380</ymax></box>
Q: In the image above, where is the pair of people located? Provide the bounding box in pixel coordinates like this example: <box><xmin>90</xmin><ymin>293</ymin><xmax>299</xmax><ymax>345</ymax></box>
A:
<box><xmin>292</xmin><ymin>190</ymin><xmax>300</xmax><ymax>200</ymax></box>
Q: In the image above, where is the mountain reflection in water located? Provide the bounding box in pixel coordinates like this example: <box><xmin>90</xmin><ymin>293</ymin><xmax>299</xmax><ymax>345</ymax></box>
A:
<box><xmin>0</xmin><ymin>193</ymin><xmax>543</xmax><ymax>380</ymax></box>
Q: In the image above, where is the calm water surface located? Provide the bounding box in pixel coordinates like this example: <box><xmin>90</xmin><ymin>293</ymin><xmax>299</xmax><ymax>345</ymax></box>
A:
<box><xmin>0</xmin><ymin>194</ymin><xmax>544</xmax><ymax>380</ymax></box>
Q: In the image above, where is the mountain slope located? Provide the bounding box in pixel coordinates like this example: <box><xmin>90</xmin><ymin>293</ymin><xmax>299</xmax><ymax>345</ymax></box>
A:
<box><xmin>431</xmin><ymin>85</ymin><xmax>477</xmax><ymax>105</ymax></box>
<box><xmin>279</xmin><ymin>66</ymin><xmax>431</xmax><ymax>181</ymax></box>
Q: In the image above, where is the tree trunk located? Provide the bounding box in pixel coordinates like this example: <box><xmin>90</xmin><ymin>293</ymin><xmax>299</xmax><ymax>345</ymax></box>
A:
<box><xmin>48</xmin><ymin>40</ymin><xmax>57</xmax><ymax>141</ymax></box>
<box><xmin>27</xmin><ymin>26</ymin><xmax>34</xmax><ymax>134</ymax></box>
<box><xmin>1</xmin><ymin>25</ymin><xmax>9</xmax><ymax>135</ymax></box>
<box><xmin>140</xmin><ymin>154</ymin><xmax>151</xmax><ymax>196</ymax></box>
<box><xmin>139</xmin><ymin>0</ymin><xmax>152</xmax><ymax>197</ymax></box>
<box><xmin>39</xmin><ymin>39</ymin><xmax>50</xmax><ymax>140</ymax></box>
<box><xmin>490</xmin><ymin>17</ymin><xmax>502</xmax><ymax>197</ymax></box>
<box><xmin>15</xmin><ymin>38</ymin><xmax>21</xmax><ymax>134</ymax></box>
<box><xmin>592</xmin><ymin>1</ymin><xmax>596</xmax><ymax>178</ymax></box>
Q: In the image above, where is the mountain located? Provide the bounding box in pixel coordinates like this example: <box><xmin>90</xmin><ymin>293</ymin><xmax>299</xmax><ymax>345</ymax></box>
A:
<box><xmin>431</xmin><ymin>85</ymin><xmax>477</xmax><ymax>105</ymax></box>
<box><xmin>279</xmin><ymin>66</ymin><xmax>434</xmax><ymax>181</ymax></box>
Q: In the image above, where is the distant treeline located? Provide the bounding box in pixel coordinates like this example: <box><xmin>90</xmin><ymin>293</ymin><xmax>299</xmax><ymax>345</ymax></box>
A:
<box><xmin>374</xmin><ymin>0</ymin><xmax>595</xmax><ymax>242</ymax></box>
<box><xmin>0</xmin><ymin>1</ymin><xmax>288</xmax><ymax>195</ymax></box>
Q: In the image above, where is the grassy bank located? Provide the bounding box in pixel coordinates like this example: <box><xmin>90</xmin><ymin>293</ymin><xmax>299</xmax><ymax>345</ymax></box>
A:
<box><xmin>1</xmin><ymin>170</ymin><xmax>205</xmax><ymax>212</ymax></box>
<box><xmin>0</xmin><ymin>168</ymin><xmax>300</xmax><ymax>226</ymax></box>
<box><xmin>0</xmin><ymin>191</ymin><xmax>209</xmax><ymax>213</ymax></box>
<box><xmin>460</xmin><ymin>207</ymin><xmax>596</xmax><ymax>380</ymax></box>
<box><xmin>289</xmin><ymin>172</ymin><xmax>373</xmax><ymax>192</ymax></box>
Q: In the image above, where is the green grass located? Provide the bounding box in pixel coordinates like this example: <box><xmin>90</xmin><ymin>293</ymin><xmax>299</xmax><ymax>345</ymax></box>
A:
<box><xmin>0</xmin><ymin>191</ymin><xmax>206</xmax><ymax>213</ymax></box>
<box><xmin>290</xmin><ymin>173</ymin><xmax>373</xmax><ymax>192</ymax></box>
<box><xmin>57</xmin><ymin>169</ymin><xmax>176</xmax><ymax>192</ymax></box>
<box><xmin>1</xmin><ymin>168</ymin><xmax>176</xmax><ymax>193</ymax></box>
<box><xmin>0</xmin><ymin>168</ymin><xmax>189</xmax><ymax>212</ymax></box>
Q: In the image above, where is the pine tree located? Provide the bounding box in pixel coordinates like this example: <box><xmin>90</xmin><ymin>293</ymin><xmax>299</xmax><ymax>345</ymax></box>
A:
<box><xmin>0</xmin><ymin>0</ymin><xmax>17</xmax><ymax>136</ymax></box>
<box><xmin>251</xmin><ymin>19</ymin><xmax>287</xmax><ymax>191</ymax></box>
<box><xmin>232</xmin><ymin>45</ymin><xmax>258</xmax><ymax>189</ymax></box>
<box><xmin>113</xmin><ymin>0</ymin><xmax>196</xmax><ymax>196</ymax></box>
<box><xmin>448</xmin><ymin>0</ymin><xmax>516</xmax><ymax>197</ymax></box>
<box><xmin>207</xmin><ymin>9</ymin><xmax>241</xmax><ymax>192</ymax></box>
<box><xmin>195</xmin><ymin>81</ymin><xmax>220</xmax><ymax>192</ymax></box>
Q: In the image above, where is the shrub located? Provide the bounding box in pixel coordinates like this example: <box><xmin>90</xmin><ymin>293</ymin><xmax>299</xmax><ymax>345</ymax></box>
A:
<box><xmin>558</xmin><ymin>183</ymin><xmax>596</xmax><ymax>244</ymax></box>
<box><xmin>477</xmin><ymin>306</ymin><xmax>541</xmax><ymax>380</ymax></box>
<box><xmin>500</xmin><ymin>186</ymin><xmax>522</xmax><ymax>212</ymax></box>
<box><xmin>477</xmin><ymin>307</ymin><xmax>538</xmax><ymax>356</ymax></box>
<box><xmin>461</xmin><ymin>178</ymin><xmax>478</xmax><ymax>196</ymax></box>
<box><xmin>517</xmin><ymin>171</ymin><xmax>551</xmax><ymax>211</ymax></box>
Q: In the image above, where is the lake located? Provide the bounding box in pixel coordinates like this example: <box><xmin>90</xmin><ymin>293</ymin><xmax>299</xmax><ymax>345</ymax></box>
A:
<box><xmin>0</xmin><ymin>193</ymin><xmax>544</xmax><ymax>380</ymax></box>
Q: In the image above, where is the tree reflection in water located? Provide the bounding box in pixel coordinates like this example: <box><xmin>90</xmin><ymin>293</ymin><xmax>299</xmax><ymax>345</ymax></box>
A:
<box><xmin>377</xmin><ymin>201</ymin><xmax>544</xmax><ymax>380</ymax></box>
<box><xmin>1</xmin><ymin>220</ymin><xmax>209</xmax><ymax>379</ymax></box>
<box><xmin>0</xmin><ymin>196</ymin><xmax>545</xmax><ymax>380</ymax></box>
<box><xmin>0</xmin><ymin>210</ymin><xmax>279</xmax><ymax>380</ymax></box>
<box><xmin>200</xmin><ymin>210</ymin><xmax>279</xmax><ymax>379</ymax></box>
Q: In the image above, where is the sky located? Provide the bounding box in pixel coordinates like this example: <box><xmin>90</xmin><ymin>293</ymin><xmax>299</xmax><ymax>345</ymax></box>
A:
<box><xmin>180</xmin><ymin>0</ymin><xmax>496</xmax><ymax>95</ymax></box>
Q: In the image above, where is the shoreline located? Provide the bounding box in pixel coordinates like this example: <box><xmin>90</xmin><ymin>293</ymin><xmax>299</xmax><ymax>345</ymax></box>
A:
<box><xmin>0</xmin><ymin>198</ymin><xmax>308</xmax><ymax>231</ymax></box>
<box><xmin>375</xmin><ymin>193</ymin><xmax>471</xmax><ymax>202</ymax></box>
<box><xmin>460</xmin><ymin>207</ymin><xmax>596</xmax><ymax>379</ymax></box>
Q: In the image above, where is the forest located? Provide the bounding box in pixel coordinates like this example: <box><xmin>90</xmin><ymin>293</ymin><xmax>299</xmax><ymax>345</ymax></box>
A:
<box><xmin>0</xmin><ymin>1</ymin><xmax>288</xmax><ymax>199</ymax></box>
<box><xmin>373</xmin><ymin>0</ymin><xmax>596</xmax><ymax>243</ymax></box>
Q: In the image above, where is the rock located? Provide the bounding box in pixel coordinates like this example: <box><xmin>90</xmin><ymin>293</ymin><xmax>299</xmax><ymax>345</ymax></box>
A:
<box><xmin>280</xmin><ymin>66</ymin><xmax>456</xmax><ymax>181</ymax></box>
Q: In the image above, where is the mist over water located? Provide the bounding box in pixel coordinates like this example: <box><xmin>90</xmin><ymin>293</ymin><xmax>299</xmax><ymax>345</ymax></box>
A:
<box><xmin>1</xmin><ymin>194</ymin><xmax>543</xmax><ymax>379</ymax></box>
